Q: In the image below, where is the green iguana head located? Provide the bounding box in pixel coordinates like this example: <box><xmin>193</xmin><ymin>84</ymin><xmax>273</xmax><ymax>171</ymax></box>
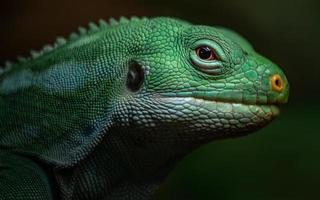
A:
<box><xmin>115</xmin><ymin>17</ymin><xmax>289</xmax><ymax>148</ymax></box>
<box><xmin>0</xmin><ymin>16</ymin><xmax>291</xmax><ymax>200</ymax></box>
<box><xmin>0</xmin><ymin>17</ymin><xmax>289</xmax><ymax>167</ymax></box>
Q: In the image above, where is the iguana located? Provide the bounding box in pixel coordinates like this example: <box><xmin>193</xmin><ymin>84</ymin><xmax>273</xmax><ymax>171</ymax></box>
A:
<box><xmin>0</xmin><ymin>16</ymin><xmax>289</xmax><ymax>200</ymax></box>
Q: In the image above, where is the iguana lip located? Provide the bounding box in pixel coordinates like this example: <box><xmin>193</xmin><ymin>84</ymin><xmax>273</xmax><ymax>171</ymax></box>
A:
<box><xmin>160</xmin><ymin>91</ymin><xmax>284</xmax><ymax>106</ymax></box>
<box><xmin>158</xmin><ymin>96</ymin><xmax>281</xmax><ymax>123</ymax></box>
<box><xmin>159</xmin><ymin>94</ymin><xmax>281</xmax><ymax>117</ymax></box>
<box><xmin>267</xmin><ymin>105</ymin><xmax>280</xmax><ymax>116</ymax></box>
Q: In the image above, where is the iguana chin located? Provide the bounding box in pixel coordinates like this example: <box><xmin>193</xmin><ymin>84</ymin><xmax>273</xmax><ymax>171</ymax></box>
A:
<box><xmin>0</xmin><ymin>16</ymin><xmax>289</xmax><ymax>199</ymax></box>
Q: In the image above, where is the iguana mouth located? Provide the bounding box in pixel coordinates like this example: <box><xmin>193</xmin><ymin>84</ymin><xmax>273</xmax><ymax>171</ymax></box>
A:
<box><xmin>160</xmin><ymin>91</ymin><xmax>284</xmax><ymax>106</ymax></box>
<box><xmin>158</xmin><ymin>94</ymin><xmax>280</xmax><ymax>118</ymax></box>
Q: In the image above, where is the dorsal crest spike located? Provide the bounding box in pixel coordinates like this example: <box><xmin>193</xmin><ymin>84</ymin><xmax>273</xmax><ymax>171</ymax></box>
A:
<box><xmin>30</xmin><ymin>50</ymin><xmax>41</xmax><ymax>58</ymax></box>
<box><xmin>6</xmin><ymin>16</ymin><xmax>149</xmax><ymax>68</ymax></box>
<box><xmin>88</xmin><ymin>22</ymin><xmax>99</xmax><ymax>32</ymax></box>
<box><xmin>130</xmin><ymin>16</ymin><xmax>140</xmax><ymax>22</ymax></box>
<box><xmin>98</xmin><ymin>19</ymin><xmax>108</xmax><ymax>28</ymax></box>
<box><xmin>119</xmin><ymin>16</ymin><xmax>129</xmax><ymax>24</ymax></box>
<box><xmin>1</xmin><ymin>60</ymin><xmax>13</xmax><ymax>74</ymax></box>
<box><xmin>17</xmin><ymin>56</ymin><xmax>27</xmax><ymax>63</ymax></box>
<box><xmin>5</xmin><ymin>61</ymin><xmax>13</xmax><ymax>68</ymax></box>
<box><xmin>42</xmin><ymin>44</ymin><xmax>54</xmax><ymax>53</ymax></box>
<box><xmin>69</xmin><ymin>32</ymin><xmax>79</xmax><ymax>40</ymax></box>
<box><xmin>56</xmin><ymin>37</ymin><xmax>67</xmax><ymax>46</ymax></box>
<box><xmin>78</xmin><ymin>26</ymin><xmax>87</xmax><ymax>35</ymax></box>
<box><xmin>109</xmin><ymin>18</ymin><xmax>118</xmax><ymax>25</ymax></box>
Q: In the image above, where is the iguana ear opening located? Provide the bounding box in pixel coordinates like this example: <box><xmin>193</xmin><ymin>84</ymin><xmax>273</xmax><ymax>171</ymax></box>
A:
<box><xmin>126</xmin><ymin>61</ymin><xmax>144</xmax><ymax>92</ymax></box>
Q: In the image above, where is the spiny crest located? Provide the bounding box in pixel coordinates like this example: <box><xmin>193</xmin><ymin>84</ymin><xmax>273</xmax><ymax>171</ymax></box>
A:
<box><xmin>1</xmin><ymin>16</ymin><xmax>148</xmax><ymax>72</ymax></box>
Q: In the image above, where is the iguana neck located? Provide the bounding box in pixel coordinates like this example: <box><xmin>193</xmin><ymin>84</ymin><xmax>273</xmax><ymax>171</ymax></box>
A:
<box><xmin>55</xmin><ymin>128</ymin><xmax>184</xmax><ymax>199</ymax></box>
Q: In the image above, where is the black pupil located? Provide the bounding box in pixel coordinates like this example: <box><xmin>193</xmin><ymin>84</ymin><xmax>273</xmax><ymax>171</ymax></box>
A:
<box><xmin>198</xmin><ymin>47</ymin><xmax>212</xmax><ymax>60</ymax></box>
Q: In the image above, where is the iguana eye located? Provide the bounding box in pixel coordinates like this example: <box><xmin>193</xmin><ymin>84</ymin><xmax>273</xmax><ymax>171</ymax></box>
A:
<box><xmin>195</xmin><ymin>46</ymin><xmax>217</xmax><ymax>60</ymax></box>
<box><xmin>190</xmin><ymin>39</ymin><xmax>227</xmax><ymax>75</ymax></box>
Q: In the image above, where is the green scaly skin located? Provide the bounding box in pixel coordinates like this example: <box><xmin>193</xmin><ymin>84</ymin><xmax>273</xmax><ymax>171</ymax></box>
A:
<box><xmin>0</xmin><ymin>17</ymin><xmax>289</xmax><ymax>199</ymax></box>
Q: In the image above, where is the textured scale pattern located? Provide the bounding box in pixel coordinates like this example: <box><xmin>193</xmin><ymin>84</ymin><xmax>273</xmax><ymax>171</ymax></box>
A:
<box><xmin>0</xmin><ymin>16</ymin><xmax>289</xmax><ymax>199</ymax></box>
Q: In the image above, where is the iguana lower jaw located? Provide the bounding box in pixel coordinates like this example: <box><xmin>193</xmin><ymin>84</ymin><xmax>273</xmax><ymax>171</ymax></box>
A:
<box><xmin>121</xmin><ymin>94</ymin><xmax>280</xmax><ymax>146</ymax></box>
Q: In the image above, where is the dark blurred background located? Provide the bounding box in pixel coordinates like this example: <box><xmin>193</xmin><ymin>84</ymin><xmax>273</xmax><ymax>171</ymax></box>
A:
<box><xmin>1</xmin><ymin>0</ymin><xmax>319</xmax><ymax>199</ymax></box>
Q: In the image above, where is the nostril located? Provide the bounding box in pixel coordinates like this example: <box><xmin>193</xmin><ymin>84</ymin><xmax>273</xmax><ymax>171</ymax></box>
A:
<box><xmin>270</xmin><ymin>74</ymin><xmax>284</xmax><ymax>92</ymax></box>
<box><xmin>275</xmin><ymin>78</ymin><xmax>281</xmax><ymax>87</ymax></box>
